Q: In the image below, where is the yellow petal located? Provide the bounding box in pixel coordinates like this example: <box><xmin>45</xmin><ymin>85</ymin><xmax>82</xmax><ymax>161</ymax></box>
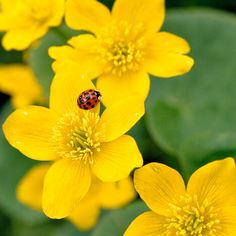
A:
<box><xmin>187</xmin><ymin>158</ymin><xmax>236</xmax><ymax>206</ymax></box>
<box><xmin>67</xmin><ymin>35</ymin><xmax>103</xmax><ymax>78</ymax></box>
<box><xmin>65</xmin><ymin>0</ymin><xmax>111</xmax><ymax>33</ymax></box>
<box><xmin>222</xmin><ymin>206</ymin><xmax>236</xmax><ymax>236</ymax></box>
<box><xmin>16</xmin><ymin>164</ymin><xmax>50</xmax><ymax>211</ymax></box>
<box><xmin>49</xmin><ymin>45</ymin><xmax>75</xmax><ymax>72</ymax></box>
<box><xmin>49</xmin><ymin>45</ymin><xmax>73</xmax><ymax>60</ymax></box>
<box><xmin>0</xmin><ymin>14</ymin><xmax>8</xmax><ymax>31</ymax></box>
<box><xmin>99</xmin><ymin>176</ymin><xmax>137</xmax><ymax>209</ymax></box>
<box><xmin>144</xmin><ymin>32</ymin><xmax>193</xmax><ymax>78</ymax></box>
<box><xmin>49</xmin><ymin>68</ymin><xmax>99</xmax><ymax>116</ymax></box>
<box><xmin>47</xmin><ymin>0</ymin><xmax>65</xmax><ymax>26</ymax></box>
<box><xmin>112</xmin><ymin>0</ymin><xmax>165</xmax><ymax>33</ymax></box>
<box><xmin>3</xmin><ymin>106</ymin><xmax>58</xmax><ymax>161</ymax></box>
<box><xmin>68</xmin><ymin>197</ymin><xmax>100</xmax><ymax>231</ymax></box>
<box><xmin>0</xmin><ymin>1</ymin><xmax>18</xmax><ymax>30</ymax></box>
<box><xmin>96</xmin><ymin>94</ymin><xmax>145</xmax><ymax>142</ymax></box>
<box><xmin>10</xmin><ymin>95</ymin><xmax>32</xmax><ymax>109</ymax></box>
<box><xmin>124</xmin><ymin>211</ymin><xmax>167</xmax><ymax>236</ymax></box>
<box><xmin>148</xmin><ymin>32</ymin><xmax>191</xmax><ymax>54</ymax></box>
<box><xmin>134</xmin><ymin>163</ymin><xmax>185</xmax><ymax>215</ymax></box>
<box><xmin>42</xmin><ymin>159</ymin><xmax>91</xmax><ymax>219</ymax></box>
<box><xmin>2</xmin><ymin>27</ymin><xmax>48</xmax><ymax>51</ymax></box>
<box><xmin>96</xmin><ymin>71</ymin><xmax>150</xmax><ymax>107</ymax></box>
<box><xmin>144</xmin><ymin>52</ymin><xmax>194</xmax><ymax>78</ymax></box>
<box><xmin>92</xmin><ymin>135</ymin><xmax>143</xmax><ymax>182</ymax></box>
<box><xmin>49</xmin><ymin>35</ymin><xmax>103</xmax><ymax>78</ymax></box>
<box><xmin>0</xmin><ymin>64</ymin><xmax>43</xmax><ymax>108</ymax></box>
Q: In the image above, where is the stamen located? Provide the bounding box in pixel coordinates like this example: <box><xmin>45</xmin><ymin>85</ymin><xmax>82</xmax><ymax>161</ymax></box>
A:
<box><xmin>51</xmin><ymin>111</ymin><xmax>102</xmax><ymax>164</ymax></box>
<box><xmin>165</xmin><ymin>195</ymin><xmax>221</xmax><ymax>236</ymax></box>
<box><xmin>96</xmin><ymin>20</ymin><xmax>146</xmax><ymax>76</ymax></box>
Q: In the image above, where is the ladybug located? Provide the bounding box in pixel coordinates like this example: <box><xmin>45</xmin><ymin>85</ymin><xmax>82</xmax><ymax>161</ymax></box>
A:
<box><xmin>77</xmin><ymin>89</ymin><xmax>101</xmax><ymax>110</ymax></box>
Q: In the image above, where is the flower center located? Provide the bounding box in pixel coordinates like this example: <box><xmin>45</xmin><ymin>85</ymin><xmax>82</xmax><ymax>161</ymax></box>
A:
<box><xmin>52</xmin><ymin>111</ymin><xmax>101</xmax><ymax>164</ymax></box>
<box><xmin>165</xmin><ymin>195</ymin><xmax>221</xmax><ymax>236</ymax></box>
<box><xmin>96</xmin><ymin>21</ymin><xmax>146</xmax><ymax>76</ymax></box>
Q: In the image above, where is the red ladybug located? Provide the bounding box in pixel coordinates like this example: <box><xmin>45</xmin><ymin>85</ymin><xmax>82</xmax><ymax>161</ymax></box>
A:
<box><xmin>77</xmin><ymin>89</ymin><xmax>101</xmax><ymax>110</ymax></box>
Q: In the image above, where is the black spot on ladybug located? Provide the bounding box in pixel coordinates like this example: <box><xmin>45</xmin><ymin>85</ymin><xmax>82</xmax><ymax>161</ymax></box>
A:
<box><xmin>77</xmin><ymin>89</ymin><xmax>102</xmax><ymax>110</ymax></box>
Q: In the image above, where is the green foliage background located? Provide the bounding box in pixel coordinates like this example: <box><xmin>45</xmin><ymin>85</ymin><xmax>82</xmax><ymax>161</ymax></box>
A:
<box><xmin>0</xmin><ymin>0</ymin><xmax>236</xmax><ymax>235</ymax></box>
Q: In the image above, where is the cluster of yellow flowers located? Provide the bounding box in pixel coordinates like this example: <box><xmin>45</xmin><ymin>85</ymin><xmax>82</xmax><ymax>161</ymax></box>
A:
<box><xmin>0</xmin><ymin>0</ymin><xmax>236</xmax><ymax>235</ymax></box>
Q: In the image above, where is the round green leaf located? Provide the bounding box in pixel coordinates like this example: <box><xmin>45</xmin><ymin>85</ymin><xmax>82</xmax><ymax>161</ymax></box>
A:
<box><xmin>146</xmin><ymin>8</ymin><xmax>236</xmax><ymax>177</ymax></box>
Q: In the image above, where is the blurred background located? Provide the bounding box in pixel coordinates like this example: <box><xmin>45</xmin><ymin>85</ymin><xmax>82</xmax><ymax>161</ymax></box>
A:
<box><xmin>0</xmin><ymin>0</ymin><xmax>236</xmax><ymax>235</ymax></box>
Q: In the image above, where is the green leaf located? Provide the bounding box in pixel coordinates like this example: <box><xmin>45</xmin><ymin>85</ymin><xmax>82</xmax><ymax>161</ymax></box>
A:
<box><xmin>0</xmin><ymin>208</ymin><xmax>11</xmax><ymax>236</ymax></box>
<box><xmin>128</xmin><ymin>117</ymin><xmax>156</xmax><ymax>160</ymax></box>
<box><xmin>12</xmin><ymin>220</ymin><xmax>90</xmax><ymax>236</ymax></box>
<box><xmin>0</xmin><ymin>102</ymin><xmax>45</xmax><ymax>223</ymax></box>
<box><xmin>92</xmin><ymin>201</ymin><xmax>148</xmax><ymax>236</ymax></box>
<box><xmin>146</xmin><ymin>8</ymin><xmax>236</xmax><ymax>178</ymax></box>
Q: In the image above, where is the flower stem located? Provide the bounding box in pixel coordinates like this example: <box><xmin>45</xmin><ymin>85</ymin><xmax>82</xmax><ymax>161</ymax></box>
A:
<box><xmin>51</xmin><ymin>27</ymin><xmax>69</xmax><ymax>42</ymax></box>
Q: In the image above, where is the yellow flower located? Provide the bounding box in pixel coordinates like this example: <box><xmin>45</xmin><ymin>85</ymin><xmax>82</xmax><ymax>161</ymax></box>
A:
<box><xmin>0</xmin><ymin>64</ymin><xmax>43</xmax><ymax>108</ymax></box>
<box><xmin>0</xmin><ymin>0</ymin><xmax>64</xmax><ymax>50</ymax></box>
<box><xmin>17</xmin><ymin>164</ymin><xmax>137</xmax><ymax>231</ymax></box>
<box><xmin>3</xmin><ymin>68</ymin><xmax>143</xmax><ymax>219</ymax></box>
<box><xmin>49</xmin><ymin>0</ymin><xmax>194</xmax><ymax>106</ymax></box>
<box><xmin>124</xmin><ymin>158</ymin><xmax>236</xmax><ymax>236</ymax></box>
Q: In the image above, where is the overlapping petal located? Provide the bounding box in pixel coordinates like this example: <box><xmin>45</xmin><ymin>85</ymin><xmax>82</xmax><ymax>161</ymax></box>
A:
<box><xmin>112</xmin><ymin>0</ymin><xmax>165</xmax><ymax>33</ymax></box>
<box><xmin>42</xmin><ymin>159</ymin><xmax>91</xmax><ymax>218</ymax></box>
<box><xmin>92</xmin><ymin>135</ymin><xmax>143</xmax><ymax>182</ymax></box>
<box><xmin>134</xmin><ymin>163</ymin><xmax>186</xmax><ymax>215</ymax></box>
<box><xmin>49</xmin><ymin>35</ymin><xmax>103</xmax><ymax>78</ymax></box>
<box><xmin>65</xmin><ymin>0</ymin><xmax>111</xmax><ymax>33</ymax></box>
<box><xmin>67</xmin><ymin>35</ymin><xmax>104</xmax><ymax>78</ymax></box>
<box><xmin>48</xmin><ymin>46</ymin><xmax>75</xmax><ymax>72</ymax></box>
<box><xmin>3</xmin><ymin>106</ymin><xmax>58</xmax><ymax>161</ymax></box>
